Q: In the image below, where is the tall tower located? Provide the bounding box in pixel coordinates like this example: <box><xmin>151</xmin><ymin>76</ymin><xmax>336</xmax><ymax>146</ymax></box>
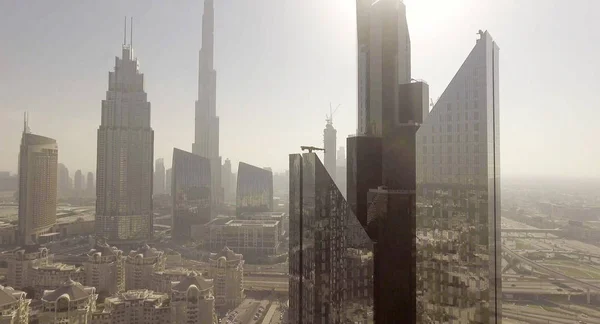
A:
<box><xmin>74</xmin><ymin>170</ymin><xmax>83</xmax><ymax>196</ymax></box>
<box><xmin>86</xmin><ymin>172</ymin><xmax>95</xmax><ymax>198</ymax></box>
<box><xmin>193</xmin><ymin>0</ymin><xmax>223</xmax><ymax>206</ymax></box>
<box><xmin>416</xmin><ymin>31</ymin><xmax>501</xmax><ymax>323</ymax></box>
<box><xmin>18</xmin><ymin>113</ymin><xmax>58</xmax><ymax>245</ymax></box>
<box><xmin>323</xmin><ymin>117</ymin><xmax>337</xmax><ymax>181</ymax></box>
<box><xmin>96</xmin><ymin>18</ymin><xmax>154</xmax><ymax>245</ymax></box>
<box><xmin>154</xmin><ymin>158</ymin><xmax>165</xmax><ymax>196</ymax></box>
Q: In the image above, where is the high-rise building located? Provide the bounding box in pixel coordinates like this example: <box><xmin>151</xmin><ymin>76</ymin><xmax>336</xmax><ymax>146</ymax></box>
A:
<box><xmin>86</xmin><ymin>172</ymin><xmax>95</xmax><ymax>198</ymax></box>
<box><xmin>236</xmin><ymin>162</ymin><xmax>273</xmax><ymax>216</ymax></box>
<box><xmin>18</xmin><ymin>115</ymin><xmax>58</xmax><ymax>245</ymax></box>
<box><xmin>208</xmin><ymin>247</ymin><xmax>244</xmax><ymax>310</ymax></box>
<box><xmin>0</xmin><ymin>285</ymin><xmax>30</xmax><ymax>323</ymax></box>
<box><xmin>336</xmin><ymin>146</ymin><xmax>347</xmax><ymax>197</ymax></box>
<box><xmin>324</xmin><ymin>118</ymin><xmax>337</xmax><ymax>181</ymax></box>
<box><xmin>172</xmin><ymin>148</ymin><xmax>212</xmax><ymax>242</ymax></box>
<box><xmin>289</xmin><ymin>153</ymin><xmax>373</xmax><ymax>324</ymax></box>
<box><xmin>84</xmin><ymin>242</ymin><xmax>125</xmax><ymax>296</ymax></box>
<box><xmin>165</xmin><ymin>168</ymin><xmax>172</xmax><ymax>196</ymax></box>
<box><xmin>38</xmin><ymin>280</ymin><xmax>97</xmax><ymax>323</ymax></box>
<box><xmin>193</xmin><ymin>0</ymin><xmax>223</xmax><ymax>207</ymax></box>
<box><xmin>74</xmin><ymin>169</ymin><xmax>83</xmax><ymax>197</ymax></box>
<box><xmin>125</xmin><ymin>244</ymin><xmax>166</xmax><ymax>291</ymax></box>
<box><xmin>416</xmin><ymin>30</ymin><xmax>500</xmax><ymax>323</ymax></box>
<box><xmin>57</xmin><ymin>163</ymin><xmax>71</xmax><ymax>198</ymax></box>
<box><xmin>96</xmin><ymin>24</ymin><xmax>154</xmax><ymax>245</ymax></box>
<box><xmin>154</xmin><ymin>158</ymin><xmax>166</xmax><ymax>196</ymax></box>
<box><xmin>221</xmin><ymin>159</ymin><xmax>233</xmax><ymax>204</ymax></box>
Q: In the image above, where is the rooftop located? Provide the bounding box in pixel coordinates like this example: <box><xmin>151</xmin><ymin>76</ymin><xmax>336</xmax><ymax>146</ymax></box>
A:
<box><xmin>42</xmin><ymin>279</ymin><xmax>94</xmax><ymax>302</ymax></box>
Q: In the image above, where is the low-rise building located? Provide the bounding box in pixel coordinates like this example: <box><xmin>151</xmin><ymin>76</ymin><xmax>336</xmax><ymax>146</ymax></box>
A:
<box><xmin>171</xmin><ymin>271</ymin><xmax>215</xmax><ymax>324</ymax></box>
<box><xmin>204</xmin><ymin>218</ymin><xmax>279</xmax><ymax>263</ymax></box>
<box><xmin>208</xmin><ymin>247</ymin><xmax>244</xmax><ymax>310</ymax></box>
<box><xmin>125</xmin><ymin>245</ymin><xmax>166</xmax><ymax>291</ymax></box>
<box><xmin>0</xmin><ymin>285</ymin><xmax>30</xmax><ymax>324</ymax></box>
<box><xmin>0</xmin><ymin>222</ymin><xmax>17</xmax><ymax>246</ymax></box>
<box><xmin>84</xmin><ymin>242</ymin><xmax>125</xmax><ymax>296</ymax></box>
<box><xmin>238</xmin><ymin>211</ymin><xmax>286</xmax><ymax>235</ymax></box>
<box><xmin>37</xmin><ymin>279</ymin><xmax>97</xmax><ymax>324</ymax></box>
<box><xmin>99</xmin><ymin>290</ymin><xmax>172</xmax><ymax>324</ymax></box>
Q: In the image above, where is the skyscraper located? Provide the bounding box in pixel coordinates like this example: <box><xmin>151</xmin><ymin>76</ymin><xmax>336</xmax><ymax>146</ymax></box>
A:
<box><xmin>193</xmin><ymin>0</ymin><xmax>223</xmax><ymax>207</ymax></box>
<box><xmin>74</xmin><ymin>169</ymin><xmax>83</xmax><ymax>197</ymax></box>
<box><xmin>165</xmin><ymin>168</ymin><xmax>172</xmax><ymax>196</ymax></box>
<box><xmin>236</xmin><ymin>162</ymin><xmax>273</xmax><ymax>216</ymax></box>
<box><xmin>57</xmin><ymin>163</ymin><xmax>70</xmax><ymax>198</ymax></box>
<box><xmin>18</xmin><ymin>114</ymin><xmax>58</xmax><ymax>245</ymax></box>
<box><xmin>336</xmin><ymin>146</ymin><xmax>347</xmax><ymax>197</ymax></box>
<box><xmin>86</xmin><ymin>172</ymin><xmax>95</xmax><ymax>198</ymax></box>
<box><xmin>154</xmin><ymin>158</ymin><xmax>165</xmax><ymax>196</ymax></box>
<box><xmin>221</xmin><ymin>158</ymin><xmax>232</xmax><ymax>203</ymax></box>
<box><xmin>416</xmin><ymin>30</ymin><xmax>500</xmax><ymax>323</ymax></box>
<box><xmin>96</xmin><ymin>22</ymin><xmax>154</xmax><ymax>244</ymax></box>
<box><xmin>324</xmin><ymin>118</ymin><xmax>337</xmax><ymax>181</ymax></box>
<box><xmin>172</xmin><ymin>148</ymin><xmax>212</xmax><ymax>241</ymax></box>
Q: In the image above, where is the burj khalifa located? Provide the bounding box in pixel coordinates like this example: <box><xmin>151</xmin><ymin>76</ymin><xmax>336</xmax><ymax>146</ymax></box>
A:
<box><xmin>193</xmin><ymin>0</ymin><xmax>223</xmax><ymax>206</ymax></box>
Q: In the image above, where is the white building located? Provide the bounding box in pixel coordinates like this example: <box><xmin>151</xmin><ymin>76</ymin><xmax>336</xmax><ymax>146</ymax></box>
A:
<box><xmin>30</xmin><ymin>261</ymin><xmax>85</xmax><ymax>298</ymax></box>
<box><xmin>208</xmin><ymin>247</ymin><xmax>244</xmax><ymax>310</ymax></box>
<box><xmin>171</xmin><ymin>271</ymin><xmax>215</xmax><ymax>324</ymax></box>
<box><xmin>98</xmin><ymin>290</ymin><xmax>172</xmax><ymax>324</ymax></box>
<box><xmin>7</xmin><ymin>246</ymin><xmax>49</xmax><ymax>290</ymax></box>
<box><xmin>152</xmin><ymin>268</ymin><xmax>190</xmax><ymax>294</ymax></box>
<box><xmin>125</xmin><ymin>244</ymin><xmax>165</xmax><ymax>291</ymax></box>
<box><xmin>38</xmin><ymin>279</ymin><xmax>97</xmax><ymax>324</ymax></box>
<box><xmin>0</xmin><ymin>285</ymin><xmax>30</xmax><ymax>324</ymax></box>
<box><xmin>84</xmin><ymin>242</ymin><xmax>125</xmax><ymax>296</ymax></box>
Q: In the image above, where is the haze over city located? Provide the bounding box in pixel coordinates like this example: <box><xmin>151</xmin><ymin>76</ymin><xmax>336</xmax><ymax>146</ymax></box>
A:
<box><xmin>2</xmin><ymin>0</ymin><xmax>598</xmax><ymax>177</ymax></box>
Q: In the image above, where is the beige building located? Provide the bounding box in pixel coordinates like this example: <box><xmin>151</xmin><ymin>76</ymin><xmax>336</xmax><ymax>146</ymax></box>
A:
<box><xmin>152</xmin><ymin>268</ymin><xmax>190</xmax><ymax>294</ymax></box>
<box><xmin>7</xmin><ymin>246</ymin><xmax>49</xmax><ymax>289</ymax></box>
<box><xmin>84</xmin><ymin>242</ymin><xmax>125</xmax><ymax>296</ymax></box>
<box><xmin>125</xmin><ymin>244</ymin><xmax>165</xmax><ymax>291</ymax></box>
<box><xmin>17</xmin><ymin>117</ymin><xmax>58</xmax><ymax>245</ymax></box>
<box><xmin>171</xmin><ymin>271</ymin><xmax>215</xmax><ymax>324</ymax></box>
<box><xmin>204</xmin><ymin>218</ymin><xmax>280</xmax><ymax>263</ymax></box>
<box><xmin>0</xmin><ymin>285</ymin><xmax>30</xmax><ymax>324</ymax></box>
<box><xmin>208</xmin><ymin>247</ymin><xmax>244</xmax><ymax>310</ymax></box>
<box><xmin>37</xmin><ymin>279</ymin><xmax>97</xmax><ymax>324</ymax></box>
<box><xmin>31</xmin><ymin>261</ymin><xmax>85</xmax><ymax>298</ymax></box>
<box><xmin>96</xmin><ymin>290</ymin><xmax>172</xmax><ymax>324</ymax></box>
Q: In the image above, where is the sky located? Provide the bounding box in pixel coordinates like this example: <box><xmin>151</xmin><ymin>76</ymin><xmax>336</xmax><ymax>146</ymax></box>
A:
<box><xmin>1</xmin><ymin>0</ymin><xmax>599</xmax><ymax>177</ymax></box>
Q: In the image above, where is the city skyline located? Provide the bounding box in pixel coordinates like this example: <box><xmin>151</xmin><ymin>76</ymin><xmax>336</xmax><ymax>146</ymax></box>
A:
<box><xmin>2</xmin><ymin>0</ymin><xmax>598</xmax><ymax>177</ymax></box>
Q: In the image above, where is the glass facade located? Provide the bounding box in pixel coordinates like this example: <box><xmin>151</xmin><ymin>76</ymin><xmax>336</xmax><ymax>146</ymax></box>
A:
<box><xmin>415</xmin><ymin>31</ymin><xmax>501</xmax><ymax>323</ymax></box>
<box><xmin>171</xmin><ymin>148</ymin><xmax>212</xmax><ymax>242</ymax></box>
<box><xmin>236</xmin><ymin>162</ymin><xmax>273</xmax><ymax>216</ymax></box>
<box><xmin>289</xmin><ymin>153</ymin><xmax>373</xmax><ymax>324</ymax></box>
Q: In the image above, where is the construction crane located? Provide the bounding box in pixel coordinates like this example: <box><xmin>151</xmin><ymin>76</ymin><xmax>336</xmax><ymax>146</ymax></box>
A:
<box><xmin>301</xmin><ymin>146</ymin><xmax>325</xmax><ymax>153</ymax></box>
<box><xmin>326</xmin><ymin>103</ymin><xmax>341</xmax><ymax>125</ymax></box>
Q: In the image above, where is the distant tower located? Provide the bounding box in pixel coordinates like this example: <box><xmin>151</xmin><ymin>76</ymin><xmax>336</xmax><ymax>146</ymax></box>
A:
<box><xmin>323</xmin><ymin>106</ymin><xmax>338</xmax><ymax>181</ymax></box>
<box><xmin>57</xmin><ymin>164</ymin><xmax>70</xmax><ymax>198</ymax></box>
<box><xmin>86</xmin><ymin>172</ymin><xmax>95</xmax><ymax>198</ymax></box>
<box><xmin>74</xmin><ymin>170</ymin><xmax>83</xmax><ymax>197</ymax></box>
<box><xmin>96</xmin><ymin>17</ymin><xmax>154</xmax><ymax>244</ymax></box>
<box><xmin>221</xmin><ymin>159</ymin><xmax>232</xmax><ymax>203</ymax></box>
<box><xmin>193</xmin><ymin>0</ymin><xmax>223</xmax><ymax>207</ymax></box>
<box><xmin>165</xmin><ymin>168</ymin><xmax>172</xmax><ymax>196</ymax></box>
<box><xmin>18</xmin><ymin>113</ymin><xmax>58</xmax><ymax>245</ymax></box>
<box><xmin>154</xmin><ymin>158</ymin><xmax>166</xmax><ymax>196</ymax></box>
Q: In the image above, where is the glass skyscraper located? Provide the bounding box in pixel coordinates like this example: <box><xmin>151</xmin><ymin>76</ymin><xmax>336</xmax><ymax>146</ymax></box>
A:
<box><xmin>171</xmin><ymin>148</ymin><xmax>212</xmax><ymax>242</ymax></box>
<box><xmin>416</xmin><ymin>30</ymin><xmax>500</xmax><ymax>323</ymax></box>
<box><xmin>236</xmin><ymin>162</ymin><xmax>273</xmax><ymax>216</ymax></box>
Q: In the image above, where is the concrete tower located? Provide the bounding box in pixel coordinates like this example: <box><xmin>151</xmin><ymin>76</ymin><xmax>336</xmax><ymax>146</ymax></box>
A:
<box><xmin>154</xmin><ymin>158</ymin><xmax>165</xmax><ymax>196</ymax></box>
<box><xmin>18</xmin><ymin>113</ymin><xmax>58</xmax><ymax>245</ymax></box>
<box><xmin>324</xmin><ymin>117</ymin><xmax>337</xmax><ymax>182</ymax></box>
<box><xmin>193</xmin><ymin>0</ymin><xmax>223</xmax><ymax>207</ymax></box>
<box><xmin>96</xmin><ymin>18</ymin><xmax>154</xmax><ymax>244</ymax></box>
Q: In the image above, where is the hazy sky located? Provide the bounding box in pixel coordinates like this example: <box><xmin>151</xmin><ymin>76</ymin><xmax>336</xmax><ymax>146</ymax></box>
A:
<box><xmin>1</xmin><ymin>0</ymin><xmax>599</xmax><ymax>177</ymax></box>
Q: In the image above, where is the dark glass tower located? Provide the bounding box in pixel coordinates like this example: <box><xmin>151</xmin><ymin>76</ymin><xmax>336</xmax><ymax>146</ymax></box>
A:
<box><xmin>236</xmin><ymin>162</ymin><xmax>273</xmax><ymax>216</ymax></box>
<box><xmin>171</xmin><ymin>148</ymin><xmax>212</xmax><ymax>242</ymax></box>
<box><xmin>289</xmin><ymin>153</ymin><xmax>373</xmax><ymax>324</ymax></box>
<box><xmin>416</xmin><ymin>30</ymin><xmax>501</xmax><ymax>323</ymax></box>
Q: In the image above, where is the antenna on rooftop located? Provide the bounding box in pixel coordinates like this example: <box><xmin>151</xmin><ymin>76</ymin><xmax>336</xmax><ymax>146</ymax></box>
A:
<box><xmin>123</xmin><ymin>16</ymin><xmax>127</xmax><ymax>45</ymax></box>
<box><xmin>130</xmin><ymin>17</ymin><xmax>133</xmax><ymax>47</ymax></box>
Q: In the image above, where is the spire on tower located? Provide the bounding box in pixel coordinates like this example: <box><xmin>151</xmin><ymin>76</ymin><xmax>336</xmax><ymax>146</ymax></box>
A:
<box><xmin>130</xmin><ymin>17</ymin><xmax>133</xmax><ymax>47</ymax></box>
<box><xmin>23</xmin><ymin>112</ymin><xmax>30</xmax><ymax>134</ymax></box>
<box><xmin>123</xmin><ymin>16</ymin><xmax>127</xmax><ymax>46</ymax></box>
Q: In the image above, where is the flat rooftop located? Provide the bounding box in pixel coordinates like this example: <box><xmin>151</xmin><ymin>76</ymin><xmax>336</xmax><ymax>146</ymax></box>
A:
<box><xmin>226</xmin><ymin>220</ymin><xmax>279</xmax><ymax>228</ymax></box>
